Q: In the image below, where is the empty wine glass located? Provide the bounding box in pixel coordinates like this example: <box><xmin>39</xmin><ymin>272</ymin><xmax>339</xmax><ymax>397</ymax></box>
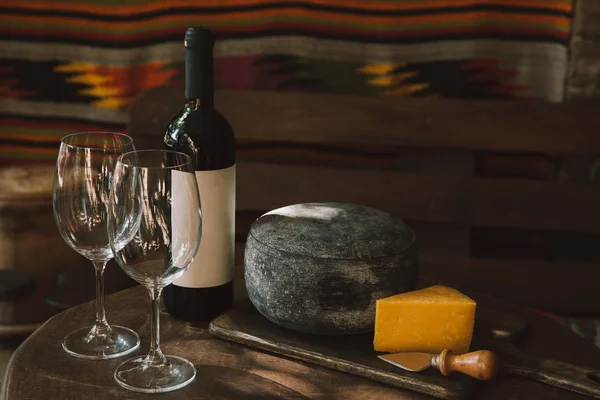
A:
<box><xmin>108</xmin><ymin>150</ymin><xmax>201</xmax><ymax>393</ymax></box>
<box><xmin>52</xmin><ymin>132</ymin><xmax>141</xmax><ymax>359</ymax></box>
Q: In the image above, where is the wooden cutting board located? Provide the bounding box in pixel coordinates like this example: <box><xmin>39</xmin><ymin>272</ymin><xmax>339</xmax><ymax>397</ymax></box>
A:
<box><xmin>210</xmin><ymin>289</ymin><xmax>600</xmax><ymax>400</ymax></box>
<box><xmin>209</xmin><ymin>303</ymin><xmax>472</xmax><ymax>399</ymax></box>
<box><xmin>208</xmin><ymin>290</ymin><xmax>525</xmax><ymax>400</ymax></box>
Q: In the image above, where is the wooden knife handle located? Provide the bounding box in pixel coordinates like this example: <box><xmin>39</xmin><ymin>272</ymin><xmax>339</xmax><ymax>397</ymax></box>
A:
<box><xmin>435</xmin><ymin>349</ymin><xmax>497</xmax><ymax>380</ymax></box>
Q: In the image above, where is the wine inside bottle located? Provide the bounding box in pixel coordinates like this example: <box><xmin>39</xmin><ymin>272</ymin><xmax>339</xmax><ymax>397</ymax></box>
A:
<box><xmin>163</xmin><ymin>27</ymin><xmax>236</xmax><ymax>322</ymax></box>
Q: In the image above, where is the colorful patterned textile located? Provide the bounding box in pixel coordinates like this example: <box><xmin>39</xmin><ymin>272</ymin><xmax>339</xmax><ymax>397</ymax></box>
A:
<box><xmin>0</xmin><ymin>0</ymin><xmax>573</xmax><ymax>163</ymax></box>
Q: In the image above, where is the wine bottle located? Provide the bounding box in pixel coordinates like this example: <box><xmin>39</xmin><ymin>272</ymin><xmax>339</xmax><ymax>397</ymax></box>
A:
<box><xmin>163</xmin><ymin>27</ymin><xmax>236</xmax><ymax>322</ymax></box>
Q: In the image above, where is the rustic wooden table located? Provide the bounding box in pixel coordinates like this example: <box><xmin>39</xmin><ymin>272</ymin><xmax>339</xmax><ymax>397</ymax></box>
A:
<box><xmin>2</xmin><ymin>273</ymin><xmax>600</xmax><ymax>399</ymax></box>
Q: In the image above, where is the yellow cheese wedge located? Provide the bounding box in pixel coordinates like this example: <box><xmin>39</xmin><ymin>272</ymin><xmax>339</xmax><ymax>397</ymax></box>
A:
<box><xmin>373</xmin><ymin>285</ymin><xmax>476</xmax><ymax>354</ymax></box>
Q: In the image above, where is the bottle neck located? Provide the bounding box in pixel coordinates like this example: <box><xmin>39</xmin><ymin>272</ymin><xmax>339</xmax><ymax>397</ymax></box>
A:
<box><xmin>185</xmin><ymin>46</ymin><xmax>214</xmax><ymax>109</ymax></box>
<box><xmin>187</xmin><ymin>99</ymin><xmax>208</xmax><ymax>111</ymax></box>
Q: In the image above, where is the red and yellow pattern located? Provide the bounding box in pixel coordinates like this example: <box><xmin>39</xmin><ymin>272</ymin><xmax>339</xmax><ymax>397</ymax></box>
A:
<box><xmin>54</xmin><ymin>61</ymin><xmax>179</xmax><ymax>109</ymax></box>
<box><xmin>1</xmin><ymin>0</ymin><xmax>572</xmax><ymax>44</ymax></box>
<box><xmin>0</xmin><ymin>0</ymin><xmax>573</xmax><ymax>164</ymax></box>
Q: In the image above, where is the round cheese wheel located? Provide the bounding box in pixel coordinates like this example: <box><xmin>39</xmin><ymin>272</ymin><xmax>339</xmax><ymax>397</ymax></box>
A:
<box><xmin>244</xmin><ymin>202</ymin><xmax>418</xmax><ymax>335</ymax></box>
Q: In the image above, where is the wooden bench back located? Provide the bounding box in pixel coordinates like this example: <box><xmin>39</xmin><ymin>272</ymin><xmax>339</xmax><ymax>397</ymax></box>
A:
<box><xmin>129</xmin><ymin>86</ymin><xmax>600</xmax><ymax>314</ymax></box>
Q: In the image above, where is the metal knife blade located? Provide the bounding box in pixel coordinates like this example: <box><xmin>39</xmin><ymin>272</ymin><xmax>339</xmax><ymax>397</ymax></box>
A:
<box><xmin>378</xmin><ymin>352</ymin><xmax>434</xmax><ymax>372</ymax></box>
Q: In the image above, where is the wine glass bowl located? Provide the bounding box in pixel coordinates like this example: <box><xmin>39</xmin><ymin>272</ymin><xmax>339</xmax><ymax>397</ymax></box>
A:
<box><xmin>54</xmin><ymin>133</ymin><xmax>127</xmax><ymax>261</ymax></box>
<box><xmin>52</xmin><ymin>132</ymin><xmax>141</xmax><ymax>360</ymax></box>
<box><xmin>108</xmin><ymin>150</ymin><xmax>202</xmax><ymax>393</ymax></box>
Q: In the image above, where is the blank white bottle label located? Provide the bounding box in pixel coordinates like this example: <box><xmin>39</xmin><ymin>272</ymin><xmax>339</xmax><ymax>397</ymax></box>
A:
<box><xmin>173</xmin><ymin>164</ymin><xmax>235</xmax><ymax>288</ymax></box>
<box><xmin>170</xmin><ymin>169</ymin><xmax>202</xmax><ymax>270</ymax></box>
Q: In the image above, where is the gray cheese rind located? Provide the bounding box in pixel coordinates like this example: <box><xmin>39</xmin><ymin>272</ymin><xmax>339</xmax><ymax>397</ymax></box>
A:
<box><xmin>244</xmin><ymin>202</ymin><xmax>418</xmax><ymax>335</ymax></box>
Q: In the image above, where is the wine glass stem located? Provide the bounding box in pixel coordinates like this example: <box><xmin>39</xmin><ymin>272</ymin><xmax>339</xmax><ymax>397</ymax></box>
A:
<box><xmin>92</xmin><ymin>261</ymin><xmax>111</xmax><ymax>335</ymax></box>
<box><xmin>146</xmin><ymin>287</ymin><xmax>167</xmax><ymax>365</ymax></box>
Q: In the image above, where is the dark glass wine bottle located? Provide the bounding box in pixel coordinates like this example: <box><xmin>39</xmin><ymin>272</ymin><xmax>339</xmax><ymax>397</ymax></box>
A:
<box><xmin>163</xmin><ymin>27</ymin><xmax>236</xmax><ymax>322</ymax></box>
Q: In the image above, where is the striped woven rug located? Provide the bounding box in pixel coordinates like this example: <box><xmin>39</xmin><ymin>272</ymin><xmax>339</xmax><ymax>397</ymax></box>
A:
<box><xmin>1</xmin><ymin>0</ymin><xmax>572</xmax><ymax>163</ymax></box>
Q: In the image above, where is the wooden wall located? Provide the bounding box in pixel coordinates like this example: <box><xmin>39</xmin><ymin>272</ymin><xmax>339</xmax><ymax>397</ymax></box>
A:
<box><xmin>129</xmin><ymin>86</ymin><xmax>600</xmax><ymax>316</ymax></box>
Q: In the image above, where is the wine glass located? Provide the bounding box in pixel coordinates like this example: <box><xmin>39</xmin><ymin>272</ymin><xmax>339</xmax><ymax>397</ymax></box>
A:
<box><xmin>52</xmin><ymin>132</ymin><xmax>141</xmax><ymax>359</ymax></box>
<box><xmin>107</xmin><ymin>149</ymin><xmax>201</xmax><ymax>393</ymax></box>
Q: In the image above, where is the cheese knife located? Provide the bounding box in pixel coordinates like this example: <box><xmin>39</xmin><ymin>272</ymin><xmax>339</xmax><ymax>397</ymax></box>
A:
<box><xmin>378</xmin><ymin>349</ymin><xmax>497</xmax><ymax>380</ymax></box>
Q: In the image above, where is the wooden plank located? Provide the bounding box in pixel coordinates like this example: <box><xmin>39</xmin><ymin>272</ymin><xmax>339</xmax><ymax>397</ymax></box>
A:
<box><xmin>407</xmin><ymin>151</ymin><xmax>473</xmax><ymax>256</ymax></box>
<box><xmin>237</xmin><ymin>161</ymin><xmax>469</xmax><ymax>224</ymax></box>
<box><xmin>470</xmin><ymin>227</ymin><xmax>552</xmax><ymax>260</ymax></box>
<box><xmin>237</xmin><ymin>161</ymin><xmax>600</xmax><ymax>233</ymax></box>
<box><xmin>419</xmin><ymin>254</ymin><xmax>600</xmax><ymax>314</ymax></box>
<box><xmin>406</xmin><ymin>221</ymin><xmax>472</xmax><ymax>256</ymax></box>
<box><xmin>471</xmin><ymin>178</ymin><xmax>600</xmax><ymax>232</ymax></box>
<box><xmin>237</xmin><ymin>145</ymin><xmax>475</xmax><ymax>173</ymax></box>
<box><xmin>475</xmin><ymin>153</ymin><xmax>558</xmax><ymax>180</ymax></box>
<box><xmin>129</xmin><ymin>85</ymin><xmax>600</xmax><ymax>155</ymax></box>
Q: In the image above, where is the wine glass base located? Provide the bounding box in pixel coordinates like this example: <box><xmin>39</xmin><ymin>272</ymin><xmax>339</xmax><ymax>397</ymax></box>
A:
<box><xmin>114</xmin><ymin>355</ymin><xmax>196</xmax><ymax>393</ymax></box>
<box><xmin>62</xmin><ymin>325</ymin><xmax>140</xmax><ymax>360</ymax></box>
